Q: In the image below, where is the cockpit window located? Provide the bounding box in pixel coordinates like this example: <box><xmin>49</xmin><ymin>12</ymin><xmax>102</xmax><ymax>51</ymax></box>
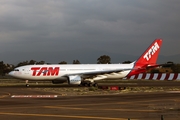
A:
<box><xmin>14</xmin><ymin>69</ymin><xmax>19</xmax><ymax>71</ymax></box>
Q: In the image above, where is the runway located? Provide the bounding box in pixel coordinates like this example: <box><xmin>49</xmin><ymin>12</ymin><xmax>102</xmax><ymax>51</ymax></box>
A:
<box><xmin>1</xmin><ymin>80</ymin><xmax>180</xmax><ymax>88</ymax></box>
<box><xmin>0</xmin><ymin>86</ymin><xmax>180</xmax><ymax>120</ymax></box>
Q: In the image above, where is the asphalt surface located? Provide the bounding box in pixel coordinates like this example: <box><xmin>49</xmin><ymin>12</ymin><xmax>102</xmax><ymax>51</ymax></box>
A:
<box><xmin>0</xmin><ymin>85</ymin><xmax>180</xmax><ymax>120</ymax></box>
<box><xmin>1</xmin><ymin>80</ymin><xmax>180</xmax><ymax>88</ymax></box>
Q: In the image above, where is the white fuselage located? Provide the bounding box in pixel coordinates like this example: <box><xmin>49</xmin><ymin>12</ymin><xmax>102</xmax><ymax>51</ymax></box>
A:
<box><xmin>9</xmin><ymin>64</ymin><xmax>134</xmax><ymax>81</ymax></box>
<box><xmin>8</xmin><ymin>39</ymin><xmax>163</xmax><ymax>84</ymax></box>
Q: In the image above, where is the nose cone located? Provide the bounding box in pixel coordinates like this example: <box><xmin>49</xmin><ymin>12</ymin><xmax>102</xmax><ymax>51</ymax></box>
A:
<box><xmin>8</xmin><ymin>71</ymin><xmax>14</xmax><ymax>77</ymax></box>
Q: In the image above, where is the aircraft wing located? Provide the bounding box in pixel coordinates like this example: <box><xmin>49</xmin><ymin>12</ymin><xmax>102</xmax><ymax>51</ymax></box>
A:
<box><xmin>68</xmin><ymin>68</ymin><xmax>131</xmax><ymax>75</ymax></box>
<box><xmin>65</xmin><ymin>68</ymin><xmax>134</xmax><ymax>80</ymax></box>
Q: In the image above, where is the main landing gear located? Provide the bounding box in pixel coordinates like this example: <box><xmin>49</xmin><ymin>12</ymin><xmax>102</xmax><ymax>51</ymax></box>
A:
<box><xmin>80</xmin><ymin>81</ymin><xmax>98</xmax><ymax>87</ymax></box>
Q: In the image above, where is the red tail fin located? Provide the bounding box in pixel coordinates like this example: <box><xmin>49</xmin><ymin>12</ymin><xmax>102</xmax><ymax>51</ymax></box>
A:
<box><xmin>128</xmin><ymin>39</ymin><xmax>162</xmax><ymax>76</ymax></box>
<box><xmin>136</xmin><ymin>39</ymin><xmax>162</xmax><ymax>65</ymax></box>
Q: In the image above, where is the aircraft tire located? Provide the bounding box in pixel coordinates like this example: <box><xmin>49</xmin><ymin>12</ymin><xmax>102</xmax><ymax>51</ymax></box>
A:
<box><xmin>88</xmin><ymin>83</ymin><xmax>93</xmax><ymax>87</ymax></box>
<box><xmin>93</xmin><ymin>83</ymin><xmax>98</xmax><ymax>87</ymax></box>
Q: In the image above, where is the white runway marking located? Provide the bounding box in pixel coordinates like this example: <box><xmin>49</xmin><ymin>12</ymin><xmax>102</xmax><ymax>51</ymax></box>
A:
<box><xmin>11</xmin><ymin>95</ymin><xmax>58</xmax><ymax>98</ymax></box>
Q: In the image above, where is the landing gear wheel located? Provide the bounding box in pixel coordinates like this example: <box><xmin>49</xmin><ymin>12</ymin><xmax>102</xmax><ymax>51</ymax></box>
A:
<box><xmin>80</xmin><ymin>81</ymin><xmax>98</xmax><ymax>87</ymax></box>
<box><xmin>93</xmin><ymin>83</ymin><xmax>98</xmax><ymax>87</ymax></box>
<box><xmin>84</xmin><ymin>83</ymin><xmax>89</xmax><ymax>87</ymax></box>
<box><xmin>88</xmin><ymin>83</ymin><xmax>93</xmax><ymax>87</ymax></box>
<box><xmin>25</xmin><ymin>80</ymin><xmax>29</xmax><ymax>87</ymax></box>
<box><xmin>80</xmin><ymin>81</ymin><xmax>89</xmax><ymax>87</ymax></box>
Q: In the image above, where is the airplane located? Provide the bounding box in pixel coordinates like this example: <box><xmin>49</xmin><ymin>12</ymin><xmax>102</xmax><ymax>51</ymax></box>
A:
<box><xmin>8</xmin><ymin>39</ymin><xmax>162</xmax><ymax>87</ymax></box>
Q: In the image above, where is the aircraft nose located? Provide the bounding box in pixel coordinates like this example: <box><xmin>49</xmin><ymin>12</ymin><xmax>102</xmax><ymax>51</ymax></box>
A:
<box><xmin>8</xmin><ymin>71</ymin><xmax>14</xmax><ymax>76</ymax></box>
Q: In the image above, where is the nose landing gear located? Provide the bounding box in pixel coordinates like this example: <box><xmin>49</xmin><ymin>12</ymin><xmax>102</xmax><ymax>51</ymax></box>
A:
<box><xmin>25</xmin><ymin>80</ymin><xmax>29</xmax><ymax>87</ymax></box>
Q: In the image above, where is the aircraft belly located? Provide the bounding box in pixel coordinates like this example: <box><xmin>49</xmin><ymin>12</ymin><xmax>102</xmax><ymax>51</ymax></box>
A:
<box><xmin>105</xmin><ymin>71</ymin><xmax>130</xmax><ymax>79</ymax></box>
<box><xmin>27</xmin><ymin>76</ymin><xmax>59</xmax><ymax>80</ymax></box>
<box><xmin>106</xmin><ymin>75</ymin><xmax>124</xmax><ymax>79</ymax></box>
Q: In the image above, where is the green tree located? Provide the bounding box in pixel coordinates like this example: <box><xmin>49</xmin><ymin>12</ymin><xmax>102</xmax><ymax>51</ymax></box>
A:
<box><xmin>3</xmin><ymin>64</ymin><xmax>14</xmax><ymax>75</ymax></box>
<box><xmin>29</xmin><ymin>60</ymin><xmax>36</xmax><ymax>65</ymax></box>
<box><xmin>36</xmin><ymin>61</ymin><xmax>45</xmax><ymax>64</ymax></box>
<box><xmin>0</xmin><ymin>61</ymin><xmax>14</xmax><ymax>76</ymax></box>
<box><xmin>73</xmin><ymin>60</ymin><xmax>81</xmax><ymax>64</ymax></box>
<box><xmin>150</xmin><ymin>69</ymin><xmax>160</xmax><ymax>73</ymax></box>
<box><xmin>161</xmin><ymin>62</ymin><xmax>180</xmax><ymax>73</ymax></box>
<box><xmin>97</xmin><ymin>55</ymin><xmax>111</xmax><ymax>64</ymax></box>
<box><xmin>16</xmin><ymin>61</ymin><xmax>29</xmax><ymax>67</ymax></box>
<box><xmin>171</xmin><ymin>64</ymin><xmax>180</xmax><ymax>73</ymax></box>
<box><xmin>59</xmin><ymin>61</ymin><xmax>67</xmax><ymax>64</ymax></box>
<box><xmin>162</xmin><ymin>61</ymin><xmax>174</xmax><ymax>68</ymax></box>
<box><xmin>0</xmin><ymin>61</ymin><xmax>5</xmax><ymax>75</ymax></box>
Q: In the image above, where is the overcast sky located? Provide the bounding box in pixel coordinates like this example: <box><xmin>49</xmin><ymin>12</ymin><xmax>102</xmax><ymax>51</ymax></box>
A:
<box><xmin>0</xmin><ymin>0</ymin><xmax>180</xmax><ymax>64</ymax></box>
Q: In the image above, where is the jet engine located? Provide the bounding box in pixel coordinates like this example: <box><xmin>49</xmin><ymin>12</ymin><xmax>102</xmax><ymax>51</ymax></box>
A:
<box><xmin>68</xmin><ymin>75</ymin><xmax>82</xmax><ymax>85</ymax></box>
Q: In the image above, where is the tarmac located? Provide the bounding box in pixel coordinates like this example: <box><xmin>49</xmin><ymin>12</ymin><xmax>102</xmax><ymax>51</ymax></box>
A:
<box><xmin>0</xmin><ymin>85</ymin><xmax>180</xmax><ymax>120</ymax></box>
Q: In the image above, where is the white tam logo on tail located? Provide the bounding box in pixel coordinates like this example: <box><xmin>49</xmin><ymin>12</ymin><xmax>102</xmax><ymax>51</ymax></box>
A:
<box><xmin>143</xmin><ymin>42</ymin><xmax>159</xmax><ymax>61</ymax></box>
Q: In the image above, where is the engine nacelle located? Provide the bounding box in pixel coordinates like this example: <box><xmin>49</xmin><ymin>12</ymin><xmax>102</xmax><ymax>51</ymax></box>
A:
<box><xmin>68</xmin><ymin>75</ymin><xmax>82</xmax><ymax>85</ymax></box>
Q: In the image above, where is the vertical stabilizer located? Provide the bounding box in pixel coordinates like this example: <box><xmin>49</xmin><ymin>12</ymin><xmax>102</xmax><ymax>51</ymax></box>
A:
<box><xmin>128</xmin><ymin>39</ymin><xmax>162</xmax><ymax>76</ymax></box>
<box><xmin>136</xmin><ymin>39</ymin><xmax>162</xmax><ymax>65</ymax></box>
